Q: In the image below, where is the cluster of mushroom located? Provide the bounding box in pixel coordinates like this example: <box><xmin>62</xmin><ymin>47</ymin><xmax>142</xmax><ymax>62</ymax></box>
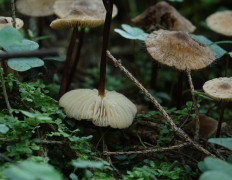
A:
<box><xmin>53</xmin><ymin>0</ymin><xmax>137</xmax><ymax>129</ymax></box>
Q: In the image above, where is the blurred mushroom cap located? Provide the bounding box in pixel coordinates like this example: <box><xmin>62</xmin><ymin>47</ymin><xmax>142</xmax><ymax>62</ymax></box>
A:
<box><xmin>132</xmin><ymin>1</ymin><xmax>196</xmax><ymax>33</ymax></box>
<box><xmin>51</xmin><ymin>0</ymin><xmax>118</xmax><ymax>29</ymax></box>
<box><xmin>145</xmin><ymin>29</ymin><xmax>216</xmax><ymax>71</ymax></box>
<box><xmin>203</xmin><ymin>77</ymin><xmax>232</xmax><ymax>101</ymax></box>
<box><xmin>0</xmin><ymin>17</ymin><xmax>24</xmax><ymax>30</ymax></box>
<box><xmin>206</xmin><ymin>10</ymin><xmax>232</xmax><ymax>36</ymax></box>
<box><xmin>16</xmin><ymin>0</ymin><xmax>56</xmax><ymax>17</ymax></box>
<box><xmin>188</xmin><ymin>115</ymin><xmax>218</xmax><ymax>139</ymax></box>
<box><xmin>59</xmin><ymin>89</ymin><xmax>137</xmax><ymax>129</ymax></box>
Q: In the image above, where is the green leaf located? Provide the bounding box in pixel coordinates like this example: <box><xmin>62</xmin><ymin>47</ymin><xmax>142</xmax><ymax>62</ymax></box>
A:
<box><xmin>208</xmin><ymin>138</ymin><xmax>232</xmax><ymax>150</ymax></box>
<box><xmin>191</xmin><ymin>34</ymin><xmax>227</xmax><ymax>59</ymax></box>
<box><xmin>0</xmin><ymin>26</ymin><xmax>23</xmax><ymax>47</ymax></box>
<box><xmin>3</xmin><ymin>160</ymin><xmax>63</xmax><ymax>180</ymax></box>
<box><xmin>72</xmin><ymin>161</ymin><xmax>104</xmax><ymax>169</ymax></box>
<box><xmin>0</xmin><ymin>124</ymin><xmax>9</xmax><ymax>134</ymax></box>
<box><xmin>114</xmin><ymin>24</ymin><xmax>149</xmax><ymax>41</ymax></box>
<box><xmin>200</xmin><ymin>171</ymin><xmax>232</xmax><ymax>180</ymax></box>
<box><xmin>44</xmin><ymin>56</ymin><xmax>65</xmax><ymax>62</ymax></box>
<box><xmin>7</xmin><ymin>57</ymin><xmax>44</xmax><ymax>72</ymax></box>
<box><xmin>203</xmin><ymin>157</ymin><xmax>232</xmax><ymax>175</ymax></box>
<box><xmin>4</xmin><ymin>40</ymin><xmax>39</xmax><ymax>52</ymax></box>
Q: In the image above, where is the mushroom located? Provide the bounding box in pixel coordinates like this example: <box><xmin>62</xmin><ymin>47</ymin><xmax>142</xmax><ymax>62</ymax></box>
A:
<box><xmin>206</xmin><ymin>10</ymin><xmax>232</xmax><ymax>37</ymax></box>
<box><xmin>188</xmin><ymin>115</ymin><xmax>218</xmax><ymax>139</ymax></box>
<box><xmin>16</xmin><ymin>0</ymin><xmax>56</xmax><ymax>46</ymax></box>
<box><xmin>59</xmin><ymin>89</ymin><xmax>137</xmax><ymax>128</ymax></box>
<box><xmin>203</xmin><ymin>77</ymin><xmax>232</xmax><ymax>137</ymax></box>
<box><xmin>51</xmin><ymin>0</ymin><xmax>118</xmax><ymax>98</ymax></box>
<box><xmin>132</xmin><ymin>1</ymin><xmax>196</xmax><ymax>33</ymax></box>
<box><xmin>206</xmin><ymin>10</ymin><xmax>232</xmax><ymax>76</ymax></box>
<box><xmin>59</xmin><ymin>0</ymin><xmax>136</xmax><ymax>129</ymax></box>
<box><xmin>0</xmin><ymin>16</ymin><xmax>24</xmax><ymax>30</ymax></box>
<box><xmin>145</xmin><ymin>29</ymin><xmax>216</xmax><ymax>140</ymax></box>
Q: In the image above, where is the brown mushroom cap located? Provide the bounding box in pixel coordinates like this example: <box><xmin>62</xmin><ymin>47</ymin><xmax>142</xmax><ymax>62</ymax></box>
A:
<box><xmin>51</xmin><ymin>0</ymin><xmax>118</xmax><ymax>29</ymax></box>
<box><xmin>203</xmin><ymin>77</ymin><xmax>232</xmax><ymax>101</ymax></box>
<box><xmin>16</xmin><ymin>0</ymin><xmax>55</xmax><ymax>17</ymax></box>
<box><xmin>206</xmin><ymin>10</ymin><xmax>232</xmax><ymax>37</ymax></box>
<box><xmin>0</xmin><ymin>17</ymin><xmax>24</xmax><ymax>30</ymax></box>
<box><xmin>145</xmin><ymin>29</ymin><xmax>216</xmax><ymax>71</ymax></box>
<box><xmin>188</xmin><ymin>115</ymin><xmax>218</xmax><ymax>139</ymax></box>
<box><xmin>59</xmin><ymin>89</ymin><xmax>137</xmax><ymax>129</ymax></box>
<box><xmin>132</xmin><ymin>1</ymin><xmax>196</xmax><ymax>33</ymax></box>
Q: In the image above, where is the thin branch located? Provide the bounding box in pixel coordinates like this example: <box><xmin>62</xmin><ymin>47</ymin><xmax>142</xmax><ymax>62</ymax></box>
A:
<box><xmin>0</xmin><ymin>66</ymin><xmax>13</xmax><ymax>117</ymax></box>
<box><xmin>0</xmin><ymin>49</ymin><xmax>58</xmax><ymax>60</ymax></box>
<box><xmin>103</xmin><ymin>142</ymin><xmax>190</xmax><ymax>155</ymax></box>
<box><xmin>106</xmin><ymin>51</ymin><xmax>215</xmax><ymax>157</ymax></box>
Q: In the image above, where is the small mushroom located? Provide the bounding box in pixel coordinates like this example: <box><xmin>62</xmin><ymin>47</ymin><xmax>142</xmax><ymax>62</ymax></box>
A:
<box><xmin>188</xmin><ymin>115</ymin><xmax>218</xmax><ymax>139</ymax></box>
<box><xmin>132</xmin><ymin>1</ymin><xmax>196</xmax><ymax>33</ymax></box>
<box><xmin>16</xmin><ymin>0</ymin><xmax>56</xmax><ymax>46</ymax></box>
<box><xmin>203</xmin><ymin>77</ymin><xmax>232</xmax><ymax>137</ymax></box>
<box><xmin>59</xmin><ymin>89</ymin><xmax>137</xmax><ymax>129</ymax></box>
<box><xmin>51</xmin><ymin>0</ymin><xmax>118</xmax><ymax>98</ymax></box>
<box><xmin>206</xmin><ymin>10</ymin><xmax>232</xmax><ymax>37</ymax></box>
<box><xmin>0</xmin><ymin>17</ymin><xmax>24</xmax><ymax>30</ymax></box>
<box><xmin>145</xmin><ymin>29</ymin><xmax>216</xmax><ymax>140</ymax></box>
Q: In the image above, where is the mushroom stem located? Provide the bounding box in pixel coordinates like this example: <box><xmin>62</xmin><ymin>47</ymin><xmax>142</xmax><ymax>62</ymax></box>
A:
<box><xmin>185</xmin><ymin>68</ymin><xmax>200</xmax><ymax>141</ymax></box>
<box><xmin>38</xmin><ymin>17</ymin><xmax>43</xmax><ymax>47</ymax></box>
<box><xmin>150</xmin><ymin>62</ymin><xmax>158</xmax><ymax>90</ymax></box>
<box><xmin>58</xmin><ymin>27</ymin><xmax>78</xmax><ymax>99</ymax></box>
<box><xmin>10</xmin><ymin>0</ymin><xmax>16</xmax><ymax>28</ymax></box>
<box><xmin>216</xmin><ymin>101</ymin><xmax>226</xmax><ymax>137</ymax></box>
<box><xmin>98</xmin><ymin>0</ymin><xmax>113</xmax><ymax>97</ymax></box>
<box><xmin>177</xmin><ymin>71</ymin><xmax>184</xmax><ymax>109</ymax></box>
<box><xmin>225</xmin><ymin>54</ymin><xmax>230</xmax><ymax>77</ymax></box>
<box><xmin>0</xmin><ymin>64</ymin><xmax>13</xmax><ymax>117</ymax></box>
<box><xmin>67</xmin><ymin>27</ymin><xmax>85</xmax><ymax>90</ymax></box>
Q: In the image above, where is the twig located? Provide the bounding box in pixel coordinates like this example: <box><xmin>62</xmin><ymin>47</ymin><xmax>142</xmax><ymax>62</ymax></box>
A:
<box><xmin>103</xmin><ymin>142</ymin><xmax>190</xmax><ymax>155</ymax></box>
<box><xmin>0</xmin><ymin>138</ymin><xmax>63</xmax><ymax>145</ymax></box>
<box><xmin>0</xmin><ymin>66</ymin><xmax>13</xmax><ymax>117</ymax></box>
<box><xmin>0</xmin><ymin>49</ymin><xmax>58</xmax><ymax>60</ymax></box>
<box><xmin>106</xmin><ymin>51</ymin><xmax>215</xmax><ymax>157</ymax></box>
<box><xmin>0</xmin><ymin>152</ymin><xmax>16</xmax><ymax>164</ymax></box>
<box><xmin>185</xmin><ymin>68</ymin><xmax>200</xmax><ymax>141</ymax></box>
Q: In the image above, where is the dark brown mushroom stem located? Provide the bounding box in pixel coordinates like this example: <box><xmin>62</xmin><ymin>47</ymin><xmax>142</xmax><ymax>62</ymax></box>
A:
<box><xmin>58</xmin><ymin>27</ymin><xmax>78</xmax><ymax>99</ymax></box>
<box><xmin>185</xmin><ymin>68</ymin><xmax>200</xmax><ymax>141</ymax></box>
<box><xmin>67</xmin><ymin>27</ymin><xmax>85</xmax><ymax>90</ymax></box>
<box><xmin>38</xmin><ymin>17</ymin><xmax>43</xmax><ymax>47</ymax></box>
<box><xmin>216</xmin><ymin>101</ymin><xmax>226</xmax><ymax>137</ymax></box>
<box><xmin>98</xmin><ymin>0</ymin><xmax>113</xmax><ymax>97</ymax></box>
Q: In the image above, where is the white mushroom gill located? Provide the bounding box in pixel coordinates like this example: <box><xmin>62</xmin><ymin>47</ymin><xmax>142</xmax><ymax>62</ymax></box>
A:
<box><xmin>59</xmin><ymin>89</ymin><xmax>137</xmax><ymax>129</ymax></box>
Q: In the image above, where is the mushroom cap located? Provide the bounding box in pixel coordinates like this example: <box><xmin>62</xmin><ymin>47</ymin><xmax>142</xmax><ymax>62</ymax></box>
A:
<box><xmin>203</xmin><ymin>77</ymin><xmax>232</xmax><ymax>101</ymax></box>
<box><xmin>59</xmin><ymin>89</ymin><xmax>137</xmax><ymax>129</ymax></box>
<box><xmin>132</xmin><ymin>1</ymin><xmax>196</xmax><ymax>33</ymax></box>
<box><xmin>51</xmin><ymin>0</ymin><xmax>118</xmax><ymax>29</ymax></box>
<box><xmin>188</xmin><ymin>114</ymin><xmax>218</xmax><ymax>139</ymax></box>
<box><xmin>206</xmin><ymin>10</ymin><xmax>232</xmax><ymax>36</ymax></box>
<box><xmin>145</xmin><ymin>29</ymin><xmax>216</xmax><ymax>70</ymax></box>
<box><xmin>0</xmin><ymin>17</ymin><xmax>24</xmax><ymax>30</ymax></box>
<box><xmin>16</xmin><ymin>0</ymin><xmax>55</xmax><ymax>17</ymax></box>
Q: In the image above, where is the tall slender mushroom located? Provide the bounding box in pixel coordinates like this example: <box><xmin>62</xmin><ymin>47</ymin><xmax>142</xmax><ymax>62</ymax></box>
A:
<box><xmin>203</xmin><ymin>77</ymin><xmax>232</xmax><ymax>137</ymax></box>
<box><xmin>16</xmin><ymin>0</ymin><xmax>56</xmax><ymax>46</ymax></box>
<box><xmin>145</xmin><ymin>29</ymin><xmax>216</xmax><ymax>140</ymax></box>
<box><xmin>59</xmin><ymin>0</ymin><xmax>137</xmax><ymax>129</ymax></box>
<box><xmin>51</xmin><ymin>0</ymin><xmax>118</xmax><ymax>98</ymax></box>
